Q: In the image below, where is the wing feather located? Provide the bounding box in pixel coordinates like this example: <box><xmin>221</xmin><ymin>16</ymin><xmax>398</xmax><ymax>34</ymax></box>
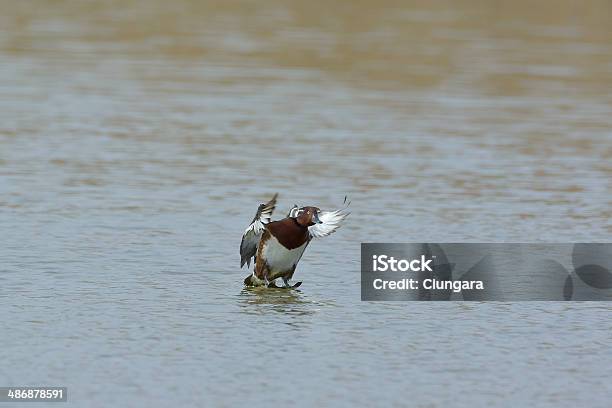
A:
<box><xmin>240</xmin><ymin>193</ymin><xmax>278</xmax><ymax>268</ymax></box>
<box><xmin>308</xmin><ymin>197</ymin><xmax>350</xmax><ymax>239</ymax></box>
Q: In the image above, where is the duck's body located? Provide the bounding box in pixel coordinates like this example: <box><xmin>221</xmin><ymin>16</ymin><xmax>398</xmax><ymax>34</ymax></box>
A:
<box><xmin>240</xmin><ymin>194</ymin><xmax>349</xmax><ymax>288</ymax></box>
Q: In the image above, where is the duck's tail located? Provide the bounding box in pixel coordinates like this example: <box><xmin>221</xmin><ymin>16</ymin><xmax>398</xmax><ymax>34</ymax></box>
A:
<box><xmin>244</xmin><ymin>274</ymin><xmax>255</xmax><ymax>286</ymax></box>
<box><xmin>244</xmin><ymin>274</ymin><xmax>266</xmax><ymax>287</ymax></box>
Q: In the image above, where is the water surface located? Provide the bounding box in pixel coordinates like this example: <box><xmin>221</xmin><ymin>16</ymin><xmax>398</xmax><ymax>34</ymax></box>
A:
<box><xmin>1</xmin><ymin>1</ymin><xmax>611</xmax><ymax>406</ymax></box>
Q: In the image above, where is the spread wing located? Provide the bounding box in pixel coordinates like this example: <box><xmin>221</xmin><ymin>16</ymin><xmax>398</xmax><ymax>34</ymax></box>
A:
<box><xmin>240</xmin><ymin>193</ymin><xmax>278</xmax><ymax>268</ymax></box>
<box><xmin>309</xmin><ymin>197</ymin><xmax>350</xmax><ymax>239</ymax></box>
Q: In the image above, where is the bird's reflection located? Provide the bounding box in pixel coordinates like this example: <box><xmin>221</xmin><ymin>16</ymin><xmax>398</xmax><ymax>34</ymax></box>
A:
<box><xmin>237</xmin><ymin>286</ymin><xmax>316</xmax><ymax>316</ymax></box>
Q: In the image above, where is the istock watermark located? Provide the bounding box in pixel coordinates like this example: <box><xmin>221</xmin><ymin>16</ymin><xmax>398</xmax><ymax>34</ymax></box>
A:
<box><xmin>372</xmin><ymin>254</ymin><xmax>433</xmax><ymax>272</ymax></box>
<box><xmin>361</xmin><ymin>243</ymin><xmax>612</xmax><ymax>301</ymax></box>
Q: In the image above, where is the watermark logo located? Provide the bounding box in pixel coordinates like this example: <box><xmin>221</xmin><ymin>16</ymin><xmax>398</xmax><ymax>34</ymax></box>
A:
<box><xmin>372</xmin><ymin>254</ymin><xmax>433</xmax><ymax>272</ymax></box>
<box><xmin>361</xmin><ymin>243</ymin><xmax>612</xmax><ymax>301</ymax></box>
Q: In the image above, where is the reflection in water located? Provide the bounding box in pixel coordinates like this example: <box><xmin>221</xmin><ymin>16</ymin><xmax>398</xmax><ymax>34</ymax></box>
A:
<box><xmin>241</xmin><ymin>287</ymin><xmax>303</xmax><ymax>305</ymax></box>
<box><xmin>238</xmin><ymin>287</ymin><xmax>329</xmax><ymax>319</ymax></box>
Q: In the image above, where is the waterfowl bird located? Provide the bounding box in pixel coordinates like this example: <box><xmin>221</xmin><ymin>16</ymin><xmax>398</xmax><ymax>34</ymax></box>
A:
<box><xmin>240</xmin><ymin>194</ymin><xmax>350</xmax><ymax>288</ymax></box>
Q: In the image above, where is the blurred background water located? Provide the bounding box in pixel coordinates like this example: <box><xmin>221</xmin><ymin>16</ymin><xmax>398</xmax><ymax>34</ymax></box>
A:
<box><xmin>0</xmin><ymin>0</ymin><xmax>611</xmax><ymax>406</ymax></box>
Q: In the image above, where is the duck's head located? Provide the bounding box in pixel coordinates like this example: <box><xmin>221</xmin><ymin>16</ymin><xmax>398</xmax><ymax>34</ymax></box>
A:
<box><xmin>290</xmin><ymin>206</ymin><xmax>322</xmax><ymax>227</ymax></box>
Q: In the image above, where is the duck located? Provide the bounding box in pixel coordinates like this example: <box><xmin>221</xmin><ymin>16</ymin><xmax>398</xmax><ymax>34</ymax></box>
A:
<box><xmin>240</xmin><ymin>194</ymin><xmax>350</xmax><ymax>288</ymax></box>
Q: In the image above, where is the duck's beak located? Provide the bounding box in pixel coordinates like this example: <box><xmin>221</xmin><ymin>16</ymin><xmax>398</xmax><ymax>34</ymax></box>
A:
<box><xmin>313</xmin><ymin>211</ymin><xmax>322</xmax><ymax>224</ymax></box>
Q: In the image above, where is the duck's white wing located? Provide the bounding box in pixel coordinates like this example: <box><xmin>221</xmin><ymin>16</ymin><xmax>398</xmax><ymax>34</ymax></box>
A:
<box><xmin>240</xmin><ymin>193</ymin><xmax>278</xmax><ymax>268</ymax></box>
<box><xmin>309</xmin><ymin>198</ymin><xmax>350</xmax><ymax>239</ymax></box>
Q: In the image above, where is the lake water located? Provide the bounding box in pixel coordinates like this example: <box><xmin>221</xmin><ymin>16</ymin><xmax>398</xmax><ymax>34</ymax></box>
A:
<box><xmin>1</xmin><ymin>0</ymin><xmax>611</xmax><ymax>406</ymax></box>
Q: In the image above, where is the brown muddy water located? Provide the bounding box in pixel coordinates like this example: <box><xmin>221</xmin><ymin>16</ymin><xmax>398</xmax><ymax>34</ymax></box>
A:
<box><xmin>1</xmin><ymin>1</ymin><xmax>611</xmax><ymax>407</ymax></box>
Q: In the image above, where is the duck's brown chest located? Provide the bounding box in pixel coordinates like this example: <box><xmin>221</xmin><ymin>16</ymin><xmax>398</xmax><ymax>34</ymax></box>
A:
<box><xmin>265</xmin><ymin>219</ymin><xmax>310</xmax><ymax>250</ymax></box>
